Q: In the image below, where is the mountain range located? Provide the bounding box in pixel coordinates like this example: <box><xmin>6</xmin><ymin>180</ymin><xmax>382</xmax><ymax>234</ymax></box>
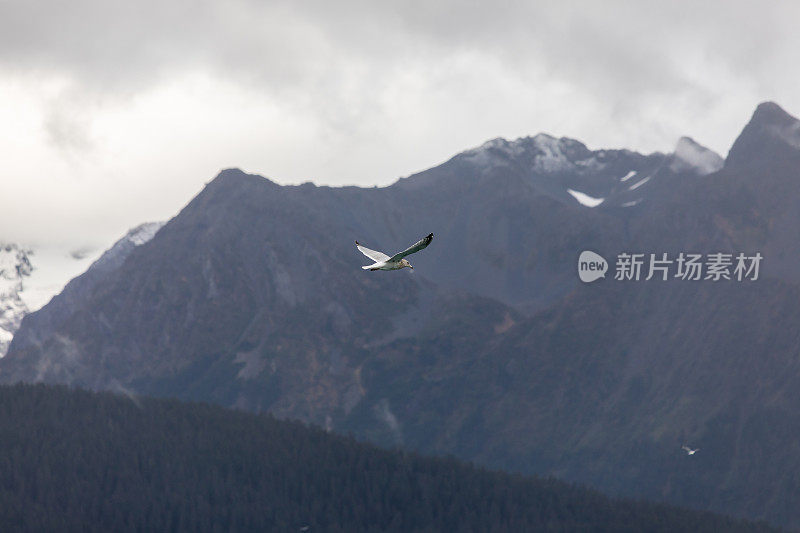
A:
<box><xmin>3</xmin><ymin>102</ymin><xmax>800</xmax><ymax>527</ymax></box>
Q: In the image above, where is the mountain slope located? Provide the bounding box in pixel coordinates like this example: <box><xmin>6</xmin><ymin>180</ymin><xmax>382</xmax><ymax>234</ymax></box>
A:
<box><xmin>347</xmin><ymin>278</ymin><xmax>800</xmax><ymax>526</ymax></box>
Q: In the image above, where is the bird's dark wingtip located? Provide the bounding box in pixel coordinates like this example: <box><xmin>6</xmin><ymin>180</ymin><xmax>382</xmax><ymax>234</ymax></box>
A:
<box><xmin>355</xmin><ymin>240</ymin><xmax>360</xmax><ymax>246</ymax></box>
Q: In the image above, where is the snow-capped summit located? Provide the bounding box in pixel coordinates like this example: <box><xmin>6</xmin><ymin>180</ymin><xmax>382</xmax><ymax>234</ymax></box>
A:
<box><xmin>528</xmin><ymin>134</ymin><xmax>591</xmax><ymax>174</ymax></box>
<box><xmin>669</xmin><ymin>137</ymin><xmax>724</xmax><ymax>176</ymax></box>
<box><xmin>0</xmin><ymin>222</ymin><xmax>164</xmax><ymax>356</ymax></box>
<box><xmin>402</xmin><ymin>110</ymin><xmax>778</xmax><ymax>213</ymax></box>
<box><xmin>86</xmin><ymin>222</ymin><xmax>164</xmax><ymax>274</ymax></box>
<box><xmin>0</xmin><ymin>244</ymin><xmax>34</xmax><ymax>355</ymax></box>
<box><xmin>464</xmin><ymin>133</ymin><xmax>600</xmax><ymax>176</ymax></box>
<box><xmin>456</xmin><ymin>132</ymin><xmax>668</xmax><ymax>210</ymax></box>
<box><xmin>0</xmin><ymin>244</ymin><xmax>33</xmax><ymax>288</ymax></box>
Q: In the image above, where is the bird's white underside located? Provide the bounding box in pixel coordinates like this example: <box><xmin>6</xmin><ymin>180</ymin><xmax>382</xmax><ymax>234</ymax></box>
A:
<box><xmin>362</xmin><ymin>261</ymin><xmax>407</xmax><ymax>271</ymax></box>
<box><xmin>355</xmin><ymin>233</ymin><xmax>433</xmax><ymax>271</ymax></box>
<box><xmin>682</xmin><ymin>445</ymin><xmax>699</xmax><ymax>455</ymax></box>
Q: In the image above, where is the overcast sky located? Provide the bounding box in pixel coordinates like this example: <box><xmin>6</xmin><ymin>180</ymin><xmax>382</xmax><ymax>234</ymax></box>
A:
<box><xmin>1</xmin><ymin>0</ymin><xmax>799</xmax><ymax>250</ymax></box>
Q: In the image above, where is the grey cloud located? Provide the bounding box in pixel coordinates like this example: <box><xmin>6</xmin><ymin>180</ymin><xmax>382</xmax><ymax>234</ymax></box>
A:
<box><xmin>42</xmin><ymin>90</ymin><xmax>95</xmax><ymax>152</ymax></box>
<box><xmin>1</xmin><ymin>0</ymin><xmax>800</xmax><ymax>251</ymax></box>
<box><xmin>3</xmin><ymin>1</ymin><xmax>797</xmax><ymax>105</ymax></box>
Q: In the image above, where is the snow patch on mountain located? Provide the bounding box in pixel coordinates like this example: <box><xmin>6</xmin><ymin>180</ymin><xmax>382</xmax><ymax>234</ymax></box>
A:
<box><xmin>128</xmin><ymin>222</ymin><xmax>162</xmax><ymax>246</ymax></box>
<box><xmin>530</xmin><ymin>134</ymin><xmax>576</xmax><ymax>173</ymax></box>
<box><xmin>85</xmin><ymin>222</ymin><xmax>164</xmax><ymax>275</ymax></box>
<box><xmin>628</xmin><ymin>176</ymin><xmax>651</xmax><ymax>191</ymax></box>
<box><xmin>464</xmin><ymin>133</ymin><xmax>604</xmax><ymax>176</ymax></box>
<box><xmin>567</xmin><ymin>189</ymin><xmax>604</xmax><ymax>207</ymax></box>
<box><xmin>0</xmin><ymin>244</ymin><xmax>33</xmax><ymax>355</ymax></box>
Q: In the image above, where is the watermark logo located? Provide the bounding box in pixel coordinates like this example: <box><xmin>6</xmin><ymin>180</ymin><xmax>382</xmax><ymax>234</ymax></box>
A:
<box><xmin>578</xmin><ymin>251</ymin><xmax>608</xmax><ymax>283</ymax></box>
<box><xmin>578</xmin><ymin>251</ymin><xmax>763</xmax><ymax>282</ymax></box>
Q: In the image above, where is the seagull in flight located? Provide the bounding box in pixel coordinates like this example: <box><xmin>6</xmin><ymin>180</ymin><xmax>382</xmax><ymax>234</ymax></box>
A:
<box><xmin>356</xmin><ymin>233</ymin><xmax>433</xmax><ymax>271</ymax></box>
<box><xmin>682</xmin><ymin>445</ymin><xmax>699</xmax><ymax>455</ymax></box>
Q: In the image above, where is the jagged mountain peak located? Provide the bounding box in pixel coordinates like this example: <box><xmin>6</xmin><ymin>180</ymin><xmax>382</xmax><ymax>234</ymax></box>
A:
<box><xmin>751</xmin><ymin>101</ymin><xmax>797</xmax><ymax>128</ymax></box>
<box><xmin>215</xmin><ymin>167</ymin><xmax>265</xmax><ymax>182</ymax></box>
<box><xmin>460</xmin><ymin>134</ymin><xmax>619</xmax><ymax>186</ymax></box>
<box><xmin>464</xmin><ymin>133</ymin><xmax>591</xmax><ymax>166</ymax></box>
<box><xmin>175</xmin><ymin>168</ymin><xmax>282</xmax><ymax>222</ymax></box>
<box><xmin>394</xmin><ymin>130</ymin><xmax>668</xmax><ymax>210</ymax></box>
<box><xmin>202</xmin><ymin>168</ymin><xmax>278</xmax><ymax>197</ymax></box>
<box><xmin>726</xmin><ymin>102</ymin><xmax>800</xmax><ymax>167</ymax></box>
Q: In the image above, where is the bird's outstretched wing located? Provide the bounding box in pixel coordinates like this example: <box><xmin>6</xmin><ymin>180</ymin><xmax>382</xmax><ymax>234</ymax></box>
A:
<box><xmin>389</xmin><ymin>233</ymin><xmax>433</xmax><ymax>262</ymax></box>
<box><xmin>355</xmin><ymin>241</ymin><xmax>390</xmax><ymax>263</ymax></box>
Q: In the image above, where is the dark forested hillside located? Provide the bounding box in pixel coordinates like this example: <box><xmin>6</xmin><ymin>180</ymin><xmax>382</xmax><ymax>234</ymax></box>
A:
<box><xmin>0</xmin><ymin>384</ymin><xmax>776</xmax><ymax>532</ymax></box>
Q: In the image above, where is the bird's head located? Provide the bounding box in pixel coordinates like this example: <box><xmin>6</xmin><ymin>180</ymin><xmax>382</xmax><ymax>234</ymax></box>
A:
<box><xmin>401</xmin><ymin>258</ymin><xmax>413</xmax><ymax>269</ymax></box>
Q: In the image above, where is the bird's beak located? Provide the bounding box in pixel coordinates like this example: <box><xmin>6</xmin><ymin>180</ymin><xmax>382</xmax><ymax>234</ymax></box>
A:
<box><xmin>410</xmin><ymin>265</ymin><xmax>414</xmax><ymax>269</ymax></box>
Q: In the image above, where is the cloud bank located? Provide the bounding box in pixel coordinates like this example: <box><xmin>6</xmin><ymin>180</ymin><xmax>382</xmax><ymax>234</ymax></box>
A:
<box><xmin>0</xmin><ymin>0</ymin><xmax>798</xmax><ymax>247</ymax></box>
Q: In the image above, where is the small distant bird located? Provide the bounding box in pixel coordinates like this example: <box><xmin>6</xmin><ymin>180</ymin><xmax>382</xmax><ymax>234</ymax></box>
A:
<box><xmin>682</xmin><ymin>445</ymin><xmax>699</xmax><ymax>455</ymax></box>
<box><xmin>355</xmin><ymin>233</ymin><xmax>433</xmax><ymax>271</ymax></box>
